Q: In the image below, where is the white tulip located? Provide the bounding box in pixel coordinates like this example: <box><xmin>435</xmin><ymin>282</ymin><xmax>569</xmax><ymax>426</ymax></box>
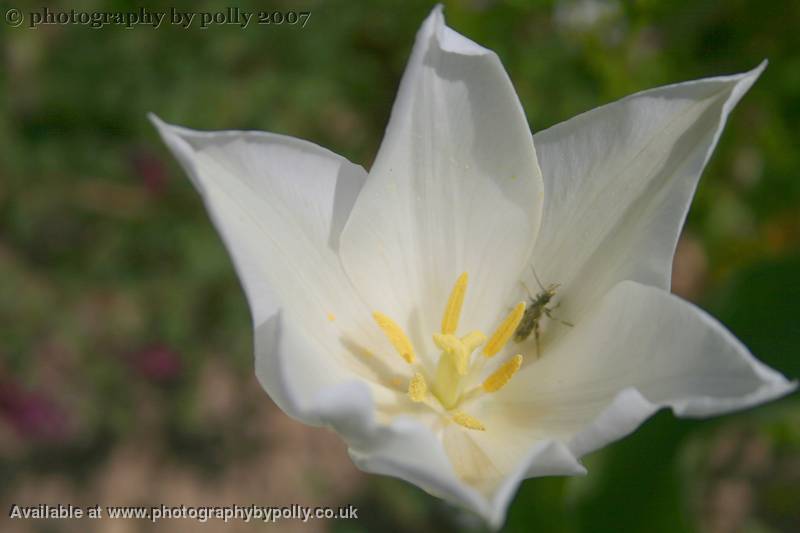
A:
<box><xmin>151</xmin><ymin>6</ymin><xmax>795</xmax><ymax>528</ymax></box>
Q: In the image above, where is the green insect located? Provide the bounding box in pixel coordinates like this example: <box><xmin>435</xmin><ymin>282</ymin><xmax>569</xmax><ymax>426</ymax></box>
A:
<box><xmin>514</xmin><ymin>267</ymin><xmax>573</xmax><ymax>354</ymax></box>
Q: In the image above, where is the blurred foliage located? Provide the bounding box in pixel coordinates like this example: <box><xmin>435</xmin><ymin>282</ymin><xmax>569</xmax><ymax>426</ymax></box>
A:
<box><xmin>0</xmin><ymin>0</ymin><xmax>798</xmax><ymax>532</ymax></box>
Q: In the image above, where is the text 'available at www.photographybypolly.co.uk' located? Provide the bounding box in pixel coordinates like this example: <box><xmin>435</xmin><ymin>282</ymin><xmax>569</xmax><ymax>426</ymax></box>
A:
<box><xmin>3</xmin><ymin>7</ymin><xmax>310</xmax><ymax>29</ymax></box>
<box><xmin>8</xmin><ymin>503</ymin><xmax>358</xmax><ymax>523</ymax></box>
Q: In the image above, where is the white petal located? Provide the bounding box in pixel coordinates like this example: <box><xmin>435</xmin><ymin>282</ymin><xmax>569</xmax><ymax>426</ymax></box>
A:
<box><xmin>497</xmin><ymin>281</ymin><xmax>795</xmax><ymax>458</ymax></box>
<box><xmin>339</xmin><ymin>6</ymin><xmax>544</xmax><ymax>353</ymax></box>
<box><xmin>442</xmin><ymin>424</ymin><xmax>585</xmax><ymax>528</ymax></box>
<box><xmin>443</xmin><ymin>280</ymin><xmax>794</xmax><ymax>526</ymax></box>
<box><xmin>250</xmin><ymin>313</ymin><xmax>495</xmax><ymax>519</ymax></box>
<box><xmin>300</xmin><ymin>375</ymin><xmax>493</xmax><ymax>519</ymax></box>
<box><xmin>530</xmin><ymin>63</ymin><xmax>766</xmax><ymax>321</ymax></box>
<box><xmin>313</xmin><ymin>376</ymin><xmax>583</xmax><ymax>529</ymax></box>
<box><xmin>150</xmin><ymin>115</ymin><xmax>407</xmax><ymax>420</ymax></box>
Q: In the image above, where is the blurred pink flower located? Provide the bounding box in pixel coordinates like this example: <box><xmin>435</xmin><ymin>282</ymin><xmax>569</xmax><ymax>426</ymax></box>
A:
<box><xmin>0</xmin><ymin>379</ymin><xmax>71</xmax><ymax>442</ymax></box>
<box><xmin>130</xmin><ymin>148</ymin><xmax>169</xmax><ymax>196</ymax></box>
<box><xmin>130</xmin><ymin>344</ymin><xmax>182</xmax><ymax>383</ymax></box>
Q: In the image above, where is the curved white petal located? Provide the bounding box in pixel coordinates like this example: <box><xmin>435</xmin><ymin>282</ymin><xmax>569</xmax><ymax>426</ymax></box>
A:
<box><xmin>530</xmin><ymin>63</ymin><xmax>766</xmax><ymax>322</ymax></box>
<box><xmin>339</xmin><ymin>6</ymin><xmax>544</xmax><ymax>356</ymax></box>
<box><xmin>308</xmin><ymin>369</ymin><xmax>585</xmax><ymax>530</ymax></box>
<box><xmin>319</xmin><ymin>386</ymin><xmax>490</xmax><ymax>516</ymax></box>
<box><xmin>152</xmin><ymin>116</ymin><xmax>493</xmax><ymax>522</ymax></box>
<box><xmin>497</xmin><ymin>281</ymin><xmax>796</xmax><ymax>459</ymax></box>
<box><xmin>260</xmin><ymin>303</ymin><xmax>586</xmax><ymax>530</ymax></box>
<box><xmin>150</xmin><ymin>115</ymin><xmax>408</xmax><ymax>420</ymax></box>
<box><xmin>254</xmin><ymin>313</ymin><xmax>495</xmax><ymax>518</ymax></box>
<box><xmin>441</xmin><ymin>424</ymin><xmax>585</xmax><ymax>528</ymax></box>
<box><xmin>436</xmin><ymin>280</ymin><xmax>794</xmax><ymax>526</ymax></box>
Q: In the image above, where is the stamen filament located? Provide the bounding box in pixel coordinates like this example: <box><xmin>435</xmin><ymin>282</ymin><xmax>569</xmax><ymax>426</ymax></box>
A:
<box><xmin>441</xmin><ymin>272</ymin><xmax>468</xmax><ymax>335</ymax></box>
<box><xmin>372</xmin><ymin>311</ymin><xmax>416</xmax><ymax>364</ymax></box>
<box><xmin>482</xmin><ymin>354</ymin><xmax>523</xmax><ymax>392</ymax></box>
<box><xmin>483</xmin><ymin>302</ymin><xmax>526</xmax><ymax>357</ymax></box>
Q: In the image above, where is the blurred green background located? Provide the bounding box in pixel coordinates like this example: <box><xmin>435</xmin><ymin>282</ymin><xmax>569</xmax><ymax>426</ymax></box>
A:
<box><xmin>1</xmin><ymin>0</ymin><xmax>798</xmax><ymax>531</ymax></box>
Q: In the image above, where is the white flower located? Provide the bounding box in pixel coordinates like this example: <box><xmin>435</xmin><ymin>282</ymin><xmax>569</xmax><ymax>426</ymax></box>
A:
<box><xmin>150</xmin><ymin>6</ymin><xmax>795</xmax><ymax>528</ymax></box>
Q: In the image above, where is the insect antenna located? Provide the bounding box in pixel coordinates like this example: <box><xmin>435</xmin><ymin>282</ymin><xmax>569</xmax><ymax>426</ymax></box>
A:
<box><xmin>529</xmin><ymin>265</ymin><xmax>546</xmax><ymax>291</ymax></box>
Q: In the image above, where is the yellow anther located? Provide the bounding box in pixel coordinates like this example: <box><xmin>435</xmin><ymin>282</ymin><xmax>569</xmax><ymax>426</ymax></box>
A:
<box><xmin>408</xmin><ymin>373</ymin><xmax>427</xmax><ymax>402</ymax></box>
<box><xmin>452</xmin><ymin>411</ymin><xmax>486</xmax><ymax>431</ymax></box>
<box><xmin>482</xmin><ymin>354</ymin><xmax>523</xmax><ymax>393</ymax></box>
<box><xmin>461</xmin><ymin>331</ymin><xmax>487</xmax><ymax>353</ymax></box>
<box><xmin>433</xmin><ymin>333</ymin><xmax>469</xmax><ymax>375</ymax></box>
<box><xmin>372</xmin><ymin>311</ymin><xmax>416</xmax><ymax>364</ymax></box>
<box><xmin>483</xmin><ymin>302</ymin><xmax>526</xmax><ymax>357</ymax></box>
<box><xmin>327</xmin><ymin>312</ymin><xmax>336</xmax><ymax>322</ymax></box>
<box><xmin>441</xmin><ymin>272</ymin><xmax>468</xmax><ymax>335</ymax></box>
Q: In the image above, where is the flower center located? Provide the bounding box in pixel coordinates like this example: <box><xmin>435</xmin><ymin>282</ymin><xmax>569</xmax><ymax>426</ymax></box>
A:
<box><xmin>371</xmin><ymin>272</ymin><xmax>526</xmax><ymax>431</ymax></box>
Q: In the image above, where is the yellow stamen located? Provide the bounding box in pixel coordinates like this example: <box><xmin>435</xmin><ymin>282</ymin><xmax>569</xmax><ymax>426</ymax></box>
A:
<box><xmin>441</xmin><ymin>272</ymin><xmax>468</xmax><ymax>335</ymax></box>
<box><xmin>408</xmin><ymin>373</ymin><xmax>427</xmax><ymax>402</ymax></box>
<box><xmin>433</xmin><ymin>333</ymin><xmax>469</xmax><ymax>375</ymax></box>
<box><xmin>461</xmin><ymin>331</ymin><xmax>487</xmax><ymax>353</ymax></box>
<box><xmin>483</xmin><ymin>302</ymin><xmax>526</xmax><ymax>357</ymax></box>
<box><xmin>327</xmin><ymin>312</ymin><xmax>336</xmax><ymax>322</ymax></box>
<box><xmin>482</xmin><ymin>354</ymin><xmax>523</xmax><ymax>393</ymax></box>
<box><xmin>452</xmin><ymin>411</ymin><xmax>486</xmax><ymax>431</ymax></box>
<box><xmin>372</xmin><ymin>311</ymin><xmax>415</xmax><ymax>364</ymax></box>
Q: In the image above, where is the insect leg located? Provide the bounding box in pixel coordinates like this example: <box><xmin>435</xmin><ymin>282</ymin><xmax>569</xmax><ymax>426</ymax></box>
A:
<box><xmin>544</xmin><ymin>307</ymin><xmax>573</xmax><ymax>327</ymax></box>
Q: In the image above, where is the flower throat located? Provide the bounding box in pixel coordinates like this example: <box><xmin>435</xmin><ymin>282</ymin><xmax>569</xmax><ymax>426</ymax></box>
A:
<box><xmin>372</xmin><ymin>273</ymin><xmax>527</xmax><ymax>431</ymax></box>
